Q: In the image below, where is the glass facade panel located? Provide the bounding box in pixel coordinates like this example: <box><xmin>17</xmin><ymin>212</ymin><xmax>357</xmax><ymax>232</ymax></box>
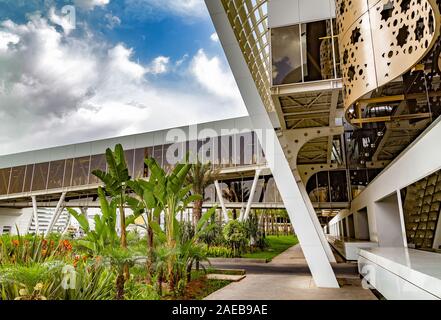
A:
<box><xmin>23</xmin><ymin>165</ymin><xmax>33</xmax><ymax>192</ymax></box>
<box><xmin>306</xmin><ymin>174</ymin><xmax>318</xmax><ymax>201</ymax></box>
<box><xmin>32</xmin><ymin>163</ymin><xmax>49</xmax><ymax>191</ymax></box>
<box><xmin>330</xmin><ymin>170</ymin><xmax>349</xmax><ymax>202</ymax></box>
<box><xmin>47</xmin><ymin>160</ymin><xmax>65</xmax><ymax>190</ymax></box>
<box><xmin>89</xmin><ymin>154</ymin><xmax>107</xmax><ymax>184</ymax></box>
<box><xmin>317</xmin><ymin>171</ymin><xmax>330</xmax><ymax>202</ymax></box>
<box><xmin>301</xmin><ymin>20</ymin><xmax>334</xmax><ymax>81</ymax></box>
<box><xmin>133</xmin><ymin>148</ymin><xmax>146</xmax><ymax>178</ymax></box>
<box><xmin>0</xmin><ymin>168</ymin><xmax>10</xmax><ymax>195</ymax></box>
<box><xmin>72</xmin><ymin>157</ymin><xmax>90</xmax><ymax>186</ymax></box>
<box><xmin>63</xmin><ymin>159</ymin><xmax>73</xmax><ymax>187</ymax></box>
<box><xmin>8</xmin><ymin>166</ymin><xmax>25</xmax><ymax>194</ymax></box>
<box><xmin>272</xmin><ymin>25</ymin><xmax>302</xmax><ymax>85</ymax></box>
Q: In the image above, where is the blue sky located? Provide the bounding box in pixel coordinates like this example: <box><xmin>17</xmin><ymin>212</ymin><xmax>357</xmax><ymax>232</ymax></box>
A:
<box><xmin>0</xmin><ymin>0</ymin><xmax>246</xmax><ymax>154</ymax></box>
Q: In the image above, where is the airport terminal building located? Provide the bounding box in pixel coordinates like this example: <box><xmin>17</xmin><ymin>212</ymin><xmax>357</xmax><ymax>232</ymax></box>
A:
<box><xmin>1</xmin><ymin>0</ymin><xmax>441</xmax><ymax>299</ymax></box>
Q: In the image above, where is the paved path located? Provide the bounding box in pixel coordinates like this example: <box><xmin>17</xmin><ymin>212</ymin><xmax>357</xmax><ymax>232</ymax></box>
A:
<box><xmin>205</xmin><ymin>245</ymin><xmax>377</xmax><ymax>300</ymax></box>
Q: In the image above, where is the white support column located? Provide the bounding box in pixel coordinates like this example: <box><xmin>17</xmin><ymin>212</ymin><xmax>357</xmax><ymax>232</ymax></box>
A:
<box><xmin>243</xmin><ymin>169</ymin><xmax>261</xmax><ymax>221</ymax></box>
<box><xmin>31</xmin><ymin>196</ymin><xmax>39</xmax><ymax>235</ymax></box>
<box><xmin>206</xmin><ymin>0</ymin><xmax>339</xmax><ymax>288</ymax></box>
<box><xmin>214</xmin><ymin>180</ymin><xmax>229</xmax><ymax>223</ymax></box>
<box><xmin>46</xmin><ymin>192</ymin><xmax>67</xmax><ymax>237</ymax></box>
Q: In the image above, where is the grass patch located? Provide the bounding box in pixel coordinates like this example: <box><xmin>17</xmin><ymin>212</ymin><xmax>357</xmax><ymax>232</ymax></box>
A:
<box><xmin>242</xmin><ymin>235</ymin><xmax>298</xmax><ymax>261</ymax></box>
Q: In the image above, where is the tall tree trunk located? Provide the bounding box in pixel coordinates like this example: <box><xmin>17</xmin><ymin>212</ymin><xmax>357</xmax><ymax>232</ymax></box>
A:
<box><xmin>116</xmin><ymin>272</ymin><xmax>125</xmax><ymax>300</ymax></box>
<box><xmin>193</xmin><ymin>199</ymin><xmax>203</xmax><ymax>226</ymax></box>
<box><xmin>119</xmin><ymin>203</ymin><xmax>130</xmax><ymax>281</ymax></box>
<box><xmin>232</xmin><ymin>208</ymin><xmax>237</xmax><ymax>220</ymax></box>
<box><xmin>146</xmin><ymin>224</ymin><xmax>154</xmax><ymax>285</ymax></box>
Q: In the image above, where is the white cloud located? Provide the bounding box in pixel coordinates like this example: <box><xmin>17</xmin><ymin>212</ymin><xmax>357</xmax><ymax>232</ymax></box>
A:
<box><xmin>105</xmin><ymin>13</ymin><xmax>121</xmax><ymax>29</ymax></box>
<box><xmin>0</xmin><ymin>15</ymin><xmax>246</xmax><ymax>155</ymax></box>
<box><xmin>73</xmin><ymin>0</ymin><xmax>110</xmax><ymax>10</ymax></box>
<box><xmin>210</xmin><ymin>32</ymin><xmax>219</xmax><ymax>43</ymax></box>
<box><xmin>48</xmin><ymin>7</ymin><xmax>75</xmax><ymax>35</ymax></box>
<box><xmin>148</xmin><ymin>56</ymin><xmax>170</xmax><ymax>74</ymax></box>
<box><xmin>0</xmin><ymin>30</ymin><xmax>19</xmax><ymax>52</ymax></box>
<box><xmin>190</xmin><ymin>49</ymin><xmax>243</xmax><ymax>102</ymax></box>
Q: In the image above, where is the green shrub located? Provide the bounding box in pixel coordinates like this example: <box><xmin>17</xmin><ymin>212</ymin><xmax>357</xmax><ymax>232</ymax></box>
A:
<box><xmin>204</xmin><ymin>245</ymin><xmax>234</xmax><ymax>258</ymax></box>
<box><xmin>199</xmin><ymin>223</ymin><xmax>225</xmax><ymax>247</ymax></box>
<box><xmin>222</xmin><ymin>220</ymin><xmax>248</xmax><ymax>257</ymax></box>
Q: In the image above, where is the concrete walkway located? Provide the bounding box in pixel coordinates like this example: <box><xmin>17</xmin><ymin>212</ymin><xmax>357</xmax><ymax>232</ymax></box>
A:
<box><xmin>205</xmin><ymin>245</ymin><xmax>377</xmax><ymax>300</ymax></box>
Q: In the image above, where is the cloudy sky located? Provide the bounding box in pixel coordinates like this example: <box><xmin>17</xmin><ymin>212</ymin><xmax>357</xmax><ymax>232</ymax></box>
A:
<box><xmin>0</xmin><ymin>0</ymin><xmax>247</xmax><ymax>155</ymax></box>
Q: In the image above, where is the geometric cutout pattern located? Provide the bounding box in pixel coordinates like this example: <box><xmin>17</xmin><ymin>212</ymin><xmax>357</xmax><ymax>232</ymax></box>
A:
<box><xmin>337</xmin><ymin>0</ymin><xmax>441</xmax><ymax>110</ymax></box>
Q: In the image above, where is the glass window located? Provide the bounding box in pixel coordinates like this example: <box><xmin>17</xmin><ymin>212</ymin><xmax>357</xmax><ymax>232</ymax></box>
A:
<box><xmin>47</xmin><ymin>160</ymin><xmax>65</xmax><ymax>190</ymax></box>
<box><xmin>63</xmin><ymin>159</ymin><xmax>73</xmax><ymax>187</ymax></box>
<box><xmin>89</xmin><ymin>154</ymin><xmax>107</xmax><ymax>184</ymax></box>
<box><xmin>72</xmin><ymin>157</ymin><xmax>90</xmax><ymax>186</ymax></box>
<box><xmin>330</xmin><ymin>170</ymin><xmax>349</xmax><ymax>202</ymax></box>
<box><xmin>301</xmin><ymin>20</ymin><xmax>334</xmax><ymax>81</ymax></box>
<box><xmin>271</xmin><ymin>25</ymin><xmax>302</xmax><ymax>85</ymax></box>
<box><xmin>133</xmin><ymin>148</ymin><xmax>146</xmax><ymax>178</ymax></box>
<box><xmin>32</xmin><ymin>163</ymin><xmax>49</xmax><ymax>191</ymax></box>
<box><xmin>23</xmin><ymin>165</ymin><xmax>34</xmax><ymax>192</ymax></box>
<box><xmin>0</xmin><ymin>168</ymin><xmax>10</xmax><ymax>195</ymax></box>
<box><xmin>8</xmin><ymin>166</ymin><xmax>26</xmax><ymax>194</ymax></box>
<box><xmin>317</xmin><ymin>171</ymin><xmax>330</xmax><ymax>202</ymax></box>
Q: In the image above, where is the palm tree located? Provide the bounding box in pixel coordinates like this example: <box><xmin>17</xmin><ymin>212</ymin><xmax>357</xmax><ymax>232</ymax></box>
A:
<box><xmin>185</xmin><ymin>159</ymin><xmax>216</xmax><ymax>225</ymax></box>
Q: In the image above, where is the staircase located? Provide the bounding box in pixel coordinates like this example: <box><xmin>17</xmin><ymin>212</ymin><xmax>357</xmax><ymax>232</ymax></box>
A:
<box><xmin>27</xmin><ymin>208</ymin><xmax>71</xmax><ymax>235</ymax></box>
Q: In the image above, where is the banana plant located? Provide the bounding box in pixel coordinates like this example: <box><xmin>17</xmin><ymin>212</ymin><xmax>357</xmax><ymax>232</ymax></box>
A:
<box><xmin>126</xmin><ymin>175</ymin><xmax>164</xmax><ymax>284</ymax></box>
<box><xmin>67</xmin><ymin>187</ymin><xmax>119</xmax><ymax>254</ymax></box>
<box><xmin>91</xmin><ymin>144</ymin><xmax>130</xmax><ymax>249</ymax></box>
<box><xmin>143</xmin><ymin>157</ymin><xmax>203</xmax><ymax>292</ymax></box>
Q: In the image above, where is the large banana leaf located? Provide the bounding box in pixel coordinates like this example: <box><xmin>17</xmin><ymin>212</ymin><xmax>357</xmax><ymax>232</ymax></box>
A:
<box><xmin>67</xmin><ymin>208</ymin><xmax>90</xmax><ymax>233</ymax></box>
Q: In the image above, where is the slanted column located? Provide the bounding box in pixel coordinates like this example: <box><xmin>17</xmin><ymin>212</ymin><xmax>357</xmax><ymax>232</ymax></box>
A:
<box><xmin>214</xmin><ymin>180</ymin><xmax>229</xmax><ymax>223</ymax></box>
<box><xmin>45</xmin><ymin>192</ymin><xmax>67</xmax><ymax>236</ymax></box>
<box><xmin>243</xmin><ymin>169</ymin><xmax>261</xmax><ymax>221</ymax></box>
<box><xmin>31</xmin><ymin>196</ymin><xmax>39</xmax><ymax>235</ymax></box>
